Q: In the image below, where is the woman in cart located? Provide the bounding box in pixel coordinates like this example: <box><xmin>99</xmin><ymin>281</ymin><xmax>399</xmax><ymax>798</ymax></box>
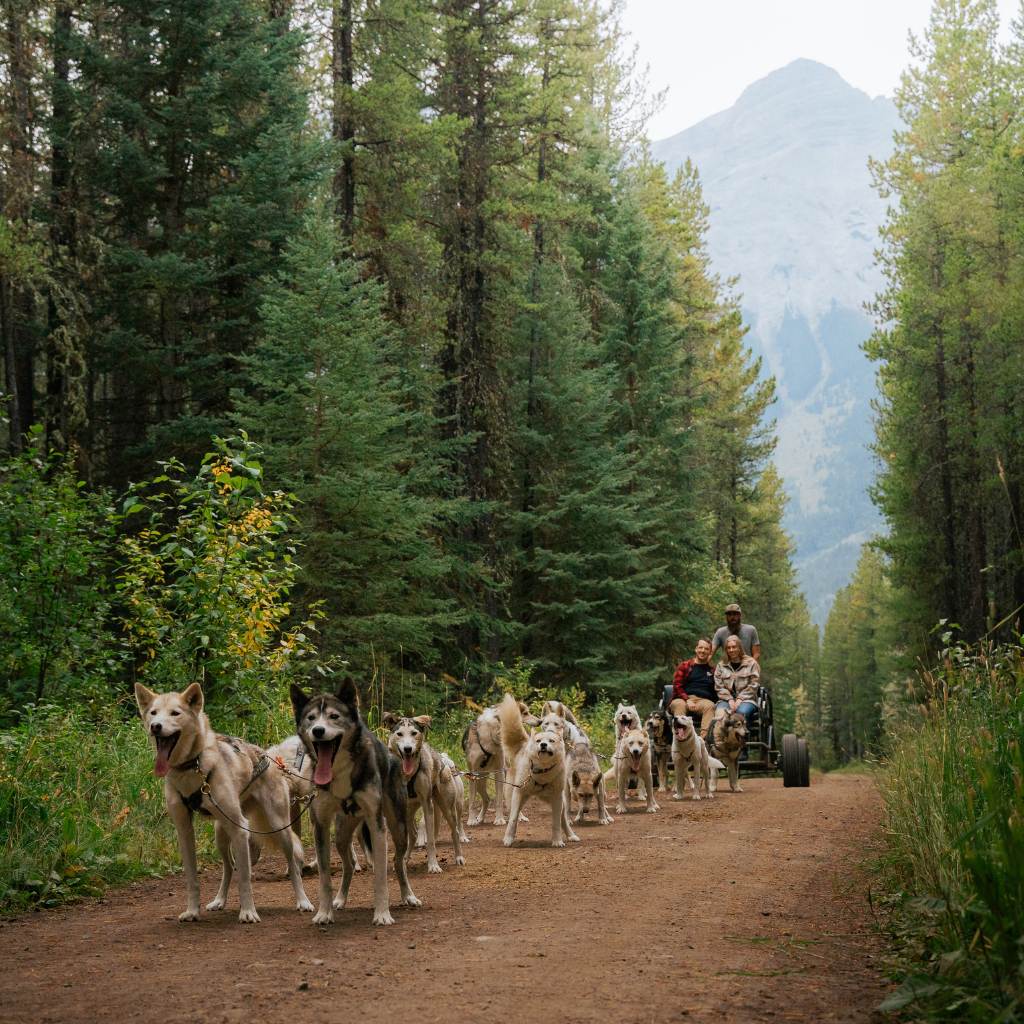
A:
<box><xmin>713</xmin><ymin>634</ymin><xmax>760</xmax><ymax>731</ymax></box>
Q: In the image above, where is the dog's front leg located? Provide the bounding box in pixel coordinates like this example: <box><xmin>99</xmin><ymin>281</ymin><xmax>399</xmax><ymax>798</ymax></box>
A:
<box><xmin>383</xmin><ymin>798</ymin><xmax>421</xmax><ymax>911</ymax></box>
<box><xmin>332</xmin><ymin>815</ymin><xmax>359</xmax><ymax>913</ymax></box>
<box><xmin>311</xmin><ymin>804</ymin><xmax>336</xmax><ymax>925</ymax></box>
<box><xmin>672</xmin><ymin>754</ymin><xmax>685</xmax><ymax>801</ymax></box>
<box><xmin>642</xmin><ymin>762</ymin><xmax>659</xmax><ymax>813</ymax></box>
<box><xmin>709</xmin><ymin>763</ymin><xmax>719</xmax><ymax>794</ymax></box>
<box><xmin>596</xmin><ymin>779</ymin><xmax>614</xmax><ymax>825</ymax></box>
<box><xmin>657</xmin><ymin>751</ymin><xmax>669</xmax><ymax>793</ymax></box>
<box><xmin>730</xmin><ymin>758</ymin><xmax>743</xmax><ymax>792</ymax></box>
<box><xmin>615</xmin><ymin>762</ymin><xmax>628</xmax><ymax>815</ymax></box>
<box><xmin>168</xmin><ymin>799</ymin><xmax>202</xmax><ymax>922</ymax></box>
<box><xmin>223</xmin><ymin>814</ymin><xmax>259</xmax><ymax>924</ymax></box>
<box><xmin>688</xmin><ymin>758</ymin><xmax>702</xmax><ymax>801</ymax></box>
<box><xmin>368</xmin><ymin>813</ymin><xmax>394</xmax><ymax>926</ymax></box>
<box><xmin>207</xmin><ymin>819</ymin><xmax>234</xmax><ymax>910</ymax></box>
<box><xmin>502</xmin><ymin>785</ymin><xmax>525</xmax><ymax>847</ymax></box>
<box><xmin>558</xmin><ymin>792</ymin><xmax>579</xmax><ymax>845</ymax></box>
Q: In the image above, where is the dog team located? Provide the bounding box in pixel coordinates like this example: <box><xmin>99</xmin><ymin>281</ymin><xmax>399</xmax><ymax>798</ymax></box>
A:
<box><xmin>135</xmin><ymin>682</ymin><xmax>747</xmax><ymax>927</ymax></box>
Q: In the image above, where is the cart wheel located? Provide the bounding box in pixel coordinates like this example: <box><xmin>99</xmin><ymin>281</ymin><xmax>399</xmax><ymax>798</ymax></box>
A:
<box><xmin>781</xmin><ymin>733</ymin><xmax>800</xmax><ymax>788</ymax></box>
<box><xmin>798</xmin><ymin>737</ymin><xmax>810</xmax><ymax>787</ymax></box>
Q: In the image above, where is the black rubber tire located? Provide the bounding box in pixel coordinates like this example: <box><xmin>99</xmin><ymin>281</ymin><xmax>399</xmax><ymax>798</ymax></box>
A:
<box><xmin>798</xmin><ymin>737</ymin><xmax>810</xmax><ymax>787</ymax></box>
<box><xmin>781</xmin><ymin>733</ymin><xmax>800</xmax><ymax>788</ymax></box>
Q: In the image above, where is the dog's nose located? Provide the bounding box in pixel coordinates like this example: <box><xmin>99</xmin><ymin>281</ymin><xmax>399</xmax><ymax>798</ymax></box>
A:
<box><xmin>152</xmin><ymin>722</ymin><xmax>162</xmax><ymax>734</ymax></box>
<box><xmin>403</xmin><ymin>746</ymin><xmax>413</xmax><ymax>754</ymax></box>
<box><xmin>312</xmin><ymin>726</ymin><xmax>325</xmax><ymax>739</ymax></box>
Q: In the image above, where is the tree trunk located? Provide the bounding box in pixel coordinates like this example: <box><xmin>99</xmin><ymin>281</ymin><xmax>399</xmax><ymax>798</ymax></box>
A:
<box><xmin>332</xmin><ymin>0</ymin><xmax>355</xmax><ymax>244</ymax></box>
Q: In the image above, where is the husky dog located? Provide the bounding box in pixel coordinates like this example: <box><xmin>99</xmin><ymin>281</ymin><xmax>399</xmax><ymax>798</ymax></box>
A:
<box><xmin>462</xmin><ymin>700</ymin><xmax>535</xmax><ymax>826</ymax></box>
<box><xmin>291</xmin><ymin>677</ymin><xmax>421</xmax><ymax>926</ymax></box>
<box><xmin>497</xmin><ymin>694</ymin><xmax>580</xmax><ymax>848</ymax></box>
<box><xmin>384</xmin><ymin>713</ymin><xmax>466</xmax><ymax>873</ymax></box>
<box><xmin>568</xmin><ymin>741</ymin><xmax>613</xmax><ymax>825</ymax></box>
<box><xmin>646</xmin><ymin>710</ymin><xmax>673</xmax><ymax>793</ymax></box>
<box><xmin>265</xmin><ymin>734</ymin><xmax>368</xmax><ymax>875</ymax></box>
<box><xmin>416</xmin><ymin>752</ymin><xmax>469</xmax><ymax>849</ymax></box>
<box><xmin>614</xmin><ymin>703</ymin><xmax>642</xmax><ymax>742</ymax></box>
<box><xmin>669</xmin><ymin>711</ymin><xmax>724</xmax><ymax>800</ymax></box>
<box><xmin>539</xmin><ymin>702</ymin><xmax>590</xmax><ymax>751</ymax></box>
<box><xmin>607</xmin><ymin>727</ymin><xmax>659</xmax><ymax>814</ymax></box>
<box><xmin>707</xmin><ymin>708</ymin><xmax>750</xmax><ymax>793</ymax></box>
<box><xmin>135</xmin><ymin>683</ymin><xmax>313</xmax><ymax>923</ymax></box>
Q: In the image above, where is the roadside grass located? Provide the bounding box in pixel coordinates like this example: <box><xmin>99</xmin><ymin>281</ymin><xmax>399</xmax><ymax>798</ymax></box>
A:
<box><xmin>874</xmin><ymin>644</ymin><xmax>1024</xmax><ymax>1021</ymax></box>
<box><xmin>0</xmin><ymin>679</ymin><xmax>617</xmax><ymax>913</ymax></box>
<box><xmin>825</xmin><ymin>759</ymin><xmax>881</xmax><ymax>775</ymax></box>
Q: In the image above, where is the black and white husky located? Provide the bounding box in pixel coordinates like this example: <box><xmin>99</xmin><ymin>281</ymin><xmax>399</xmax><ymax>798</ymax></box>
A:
<box><xmin>290</xmin><ymin>677</ymin><xmax>421</xmax><ymax>926</ymax></box>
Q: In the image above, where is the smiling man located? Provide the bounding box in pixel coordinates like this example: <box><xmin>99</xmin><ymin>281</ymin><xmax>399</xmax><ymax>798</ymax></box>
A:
<box><xmin>711</xmin><ymin>604</ymin><xmax>761</xmax><ymax>664</ymax></box>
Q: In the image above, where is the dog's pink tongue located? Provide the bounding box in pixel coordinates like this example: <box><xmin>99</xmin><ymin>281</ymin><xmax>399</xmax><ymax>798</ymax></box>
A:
<box><xmin>631</xmin><ymin>755</ymin><xmax>641</xmax><ymax>773</ymax></box>
<box><xmin>677</xmin><ymin>728</ymin><xmax>688</xmax><ymax>739</ymax></box>
<box><xmin>153</xmin><ymin>737</ymin><xmax>174</xmax><ymax>778</ymax></box>
<box><xmin>314</xmin><ymin>742</ymin><xmax>335</xmax><ymax>785</ymax></box>
<box><xmin>402</xmin><ymin>755</ymin><xmax>416</xmax><ymax>776</ymax></box>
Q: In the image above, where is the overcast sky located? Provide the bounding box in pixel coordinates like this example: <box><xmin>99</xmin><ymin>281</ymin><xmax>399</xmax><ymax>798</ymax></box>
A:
<box><xmin>623</xmin><ymin>0</ymin><xmax>1021</xmax><ymax>140</ymax></box>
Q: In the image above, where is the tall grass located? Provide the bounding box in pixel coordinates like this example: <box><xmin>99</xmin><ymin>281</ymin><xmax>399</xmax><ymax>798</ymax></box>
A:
<box><xmin>0</xmin><ymin>670</ymin><xmax>619</xmax><ymax>913</ymax></box>
<box><xmin>878</xmin><ymin>644</ymin><xmax>1024</xmax><ymax>1020</ymax></box>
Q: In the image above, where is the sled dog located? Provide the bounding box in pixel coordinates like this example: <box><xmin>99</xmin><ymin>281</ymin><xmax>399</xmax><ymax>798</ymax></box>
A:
<box><xmin>416</xmin><ymin>752</ymin><xmax>469</xmax><ymax>849</ymax></box>
<box><xmin>668</xmin><ymin>710</ymin><xmax>724</xmax><ymax>800</ymax></box>
<box><xmin>607</xmin><ymin>727</ymin><xmax>659</xmax><ymax>814</ymax></box>
<box><xmin>539</xmin><ymin>701</ymin><xmax>590</xmax><ymax>750</ymax></box>
<box><xmin>614</xmin><ymin>703</ymin><xmax>642</xmax><ymax>741</ymax></box>
<box><xmin>291</xmin><ymin>677</ymin><xmax>421</xmax><ymax>926</ymax></box>
<box><xmin>461</xmin><ymin>700</ymin><xmax>535</xmax><ymax>826</ymax></box>
<box><xmin>384</xmin><ymin>714</ymin><xmax>466</xmax><ymax>873</ymax></box>
<box><xmin>135</xmin><ymin>682</ymin><xmax>312</xmax><ymax>923</ymax></box>
<box><xmin>707</xmin><ymin>708</ymin><xmax>750</xmax><ymax>793</ymax></box>
<box><xmin>645</xmin><ymin>710</ymin><xmax>673</xmax><ymax>793</ymax></box>
<box><xmin>497</xmin><ymin>694</ymin><xmax>579</xmax><ymax>847</ymax></box>
<box><xmin>568</xmin><ymin>741</ymin><xmax>613</xmax><ymax>824</ymax></box>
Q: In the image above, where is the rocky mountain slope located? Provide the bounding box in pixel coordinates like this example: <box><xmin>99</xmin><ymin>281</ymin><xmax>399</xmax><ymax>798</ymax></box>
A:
<box><xmin>653</xmin><ymin>59</ymin><xmax>899</xmax><ymax>626</ymax></box>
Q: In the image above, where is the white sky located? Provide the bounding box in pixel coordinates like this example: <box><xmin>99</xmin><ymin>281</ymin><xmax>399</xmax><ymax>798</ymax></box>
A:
<box><xmin>622</xmin><ymin>0</ymin><xmax>1021</xmax><ymax>140</ymax></box>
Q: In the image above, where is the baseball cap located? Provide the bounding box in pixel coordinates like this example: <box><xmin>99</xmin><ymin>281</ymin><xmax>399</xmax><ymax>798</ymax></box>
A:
<box><xmin>725</xmin><ymin>603</ymin><xmax>741</xmax><ymax>613</ymax></box>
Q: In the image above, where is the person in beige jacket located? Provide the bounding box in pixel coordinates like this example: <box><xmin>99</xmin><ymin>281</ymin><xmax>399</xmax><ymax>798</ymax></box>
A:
<box><xmin>713</xmin><ymin>634</ymin><xmax>760</xmax><ymax>730</ymax></box>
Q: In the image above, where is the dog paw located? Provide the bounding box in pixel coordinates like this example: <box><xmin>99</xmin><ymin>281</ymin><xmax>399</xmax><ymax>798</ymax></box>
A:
<box><xmin>502</xmin><ymin>835</ymin><xmax>515</xmax><ymax>847</ymax></box>
<box><xmin>312</xmin><ymin>907</ymin><xmax>334</xmax><ymax>925</ymax></box>
<box><xmin>615</xmin><ymin>804</ymin><xmax>627</xmax><ymax>815</ymax></box>
<box><xmin>205</xmin><ymin>897</ymin><xmax>226</xmax><ymax>911</ymax></box>
<box><xmin>296</xmin><ymin>895</ymin><xmax>315</xmax><ymax>912</ymax></box>
<box><xmin>671</xmin><ymin>793</ymin><xmax>683</xmax><ymax>801</ymax></box>
<box><xmin>646</xmin><ymin>804</ymin><xmax>659</xmax><ymax>813</ymax></box>
<box><xmin>178</xmin><ymin>909</ymin><xmax>200</xmax><ymax>923</ymax></box>
<box><xmin>691</xmin><ymin>794</ymin><xmax>701</xmax><ymax>801</ymax></box>
<box><xmin>455</xmin><ymin>855</ymin><xmax>467</xmax><ymax>866</ymax></box>
<box><xmin>732</xmin><ymin>785</ymin><xmax>743</xmax><ymax>792</ymax></box>
<box><xmin>567</xmin><ymin>833</ymin><xmax>580</xmax><ymax>843</ymax></box>
<box><xmin>237</xmin><ymin>908</ymin><xmax>260</xmax><ymax>924</ymax></box>
<box><xmin>402</xmin><ymin>893</ymin><xmax>422</xmax><ymax>907</ymax></box>
<box><xmin>372</xmin><ymin>909</ymin><xmax>395</xmax><ymax>926</ymax></box>
<box><xmin>551</xmin><ymin>839</ymin><xmax>566</xmax><ymax>848</ymax></box>
<box><xmin>600</xmin><ymin>816</ymin><xmax>614</xmax><ymax>825</ymax></box>
<box><xmin>427</xmin><ymin>862</ymin><xmax>442</xmax><ymax>874</ymax></box>
<box><xmin>518</xmin><ymin>814</ymin><xmax>529</xmax><ymax>822</ymax></box>
<box><xmin>493</xmin><ymin>816</ymin><xmax>506</xmax><ymax>826</ymax></box>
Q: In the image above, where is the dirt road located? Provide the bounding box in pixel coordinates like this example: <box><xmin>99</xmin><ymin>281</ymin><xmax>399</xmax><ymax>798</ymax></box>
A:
<box><xmin>1</xmin><ymin>774</ymin><xmax>888</xmax><ymax>1024</ymax></box>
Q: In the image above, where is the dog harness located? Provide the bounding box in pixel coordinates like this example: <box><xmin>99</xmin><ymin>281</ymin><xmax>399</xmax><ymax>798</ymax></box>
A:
<box><xmin>469</xmin><ymin>722</ymin><xmax>499</xmax><ymax>769</ymax></box>
<box><xmin>529</xmin><ymin>761</ymin><xmax>557</xmax><ymax>790</ymax></box>
<box><xmin>172</xmin><ymin>743</ymin><xmax>270</xmax><ymax>817</ymax></box>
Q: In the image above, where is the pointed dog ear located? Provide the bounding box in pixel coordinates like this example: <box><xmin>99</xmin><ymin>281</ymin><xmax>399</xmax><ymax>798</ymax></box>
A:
<box><xmin>516</xmin><ymin>700</ymin><xmax>530</xmax><ymax>717</ymax></box>
<box><xmin>383</xmin><ymin>712</ymin><xmax>399</xmax><ymax>729</ymax></box>
<box><xmin>181</xmin><ymin>682</ymin><xmax>204</xmax><ymax>713</ymax></box>
<box><xmin>134</xmin><ymin>683</ymin><xmax>156</xmax><ymax>716</ymax></box>
<box><xmin>523</xmin><ymin>714</ymin><xmax>541</xmax><ymax>727</ymax></box>
<box><xmin>337</xmin><ymin>675</ymin><xmax>360</xmax><ymax>710</ymax></box>
<box><xmin>290</xmin><ymin>683</ymin><xmax>311</xmax><ymax>724</ymax></box>
<box><xmin>412</xmin><ymin>715</ymin><xmax>432</xmax><ymax>730</ymax></box>
<box><xmin>572</xmin><ymin>771</ymin><xmax>580</xmax><ymax>787</ymax></box>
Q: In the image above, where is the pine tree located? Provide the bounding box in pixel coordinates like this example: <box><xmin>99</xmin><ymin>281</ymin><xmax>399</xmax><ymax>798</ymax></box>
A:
<box><xmin>236</xmin><ymin>192</ymin><xmax>464</xmax><ymax>674</ymax></box>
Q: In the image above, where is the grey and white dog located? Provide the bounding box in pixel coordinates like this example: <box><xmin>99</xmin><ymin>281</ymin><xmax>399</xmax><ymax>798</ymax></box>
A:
<box><xmin>291</xmin><ymin>677</ymin><xmax>421</xmax><ymax>926</ymax></box>
<box><xmin>669</xmin><ymin>711</ymin><xmax>724</xmax><ymax>800</ymax></box>
<box><xmin>707</xmin><ymin>708</ymin><xmax>750</xmax><ymax>793</ymax></box>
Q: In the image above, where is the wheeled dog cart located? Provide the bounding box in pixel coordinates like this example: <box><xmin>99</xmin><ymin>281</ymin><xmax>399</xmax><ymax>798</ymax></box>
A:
<box><xmin>658</xmin><ymin>683</ymin><xmax>810</xmax><ymax>788</ymax></box>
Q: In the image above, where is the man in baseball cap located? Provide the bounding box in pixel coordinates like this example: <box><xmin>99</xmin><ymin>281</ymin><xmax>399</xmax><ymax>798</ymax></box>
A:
<box><xmin>711</xmin><ymin>604</ymin><xmax>760</xmax><ymax>663</ymax></box>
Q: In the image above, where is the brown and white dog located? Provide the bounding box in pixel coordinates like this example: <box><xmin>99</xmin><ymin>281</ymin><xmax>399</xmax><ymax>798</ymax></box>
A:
<box><xmin>497</xmin><ymin>694</ymin><xmax>580</xmax><ymax>847</ymax></box>
<box><xmin>384</xmin><ymin>713</ymin><xmax>466</xmax><ymax>873</ymax></box>
<box><xmin>707</xmin><ymin>708</ymin><xmax>750</xmax><ymax>793</ymax></box>
<box><xmin>135</xmin><ymin>682</ymin><xmax>312</xmax><ymax>923</ymax></box>
<box><xmin>614</xmin><ymin>703</ymin><xmax>642</xmax><ymax>742</ymax></box>
<box><xmin>568</xmin><ymin>741</ymin><xmax>613</xmax><ymax>824</ymax></box>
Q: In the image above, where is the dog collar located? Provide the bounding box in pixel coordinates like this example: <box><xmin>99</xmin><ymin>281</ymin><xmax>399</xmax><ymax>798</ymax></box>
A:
<box><xmin>530</xmin><ymin>761</ymin><xmax>555</xmax><ymax>775</ymax></box>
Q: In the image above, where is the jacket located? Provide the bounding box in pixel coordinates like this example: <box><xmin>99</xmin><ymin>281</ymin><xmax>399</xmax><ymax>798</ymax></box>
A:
<box><xmin>714</xmin><ymin>656</ymin><xmax>760</xmax><ymax>703</ymax></box>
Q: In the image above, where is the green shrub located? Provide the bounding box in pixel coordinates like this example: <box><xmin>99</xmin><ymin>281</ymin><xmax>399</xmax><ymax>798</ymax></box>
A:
<box><xmin>877</xmin><ymin>642</ymin><xmax>1024</xmax><ymax>1020</ymax></box>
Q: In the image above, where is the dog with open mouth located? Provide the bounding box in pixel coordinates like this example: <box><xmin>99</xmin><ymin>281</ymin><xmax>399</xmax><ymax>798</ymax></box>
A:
<box><xmin>135</xmin><ymin>682</ymin><xmax>313</xmax><ymax>923</ymax></box>
<box><xmin>607</xmin><ymin>726</ymin><xmax>659</xmax><ymax>814</ymax></box>
<box><xmin>291</xmin><ymin>677</ymin><xmax>421</xmax><ymax>926</ymax></box>
<box><xmin>497</xmin><ymin>694</ymin><xmax>580</xmax><ymax>848</ymax></box>
<box><xmin>614</xmin><ymin>703</ymin><xmax>642</xmax><ymax>742</ymax></box>
<box><xmin>668</xmin><ymin>703</ymin><xmax>725</xmax><ymax>800</ymax></box>
<box><xmin>384</xmin><ymin>713</ymin><xmax>467</xmax><ymax>873</ymax></box>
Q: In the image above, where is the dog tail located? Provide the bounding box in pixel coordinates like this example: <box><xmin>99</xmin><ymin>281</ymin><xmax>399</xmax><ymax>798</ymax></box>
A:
<box><xmin>602</xmin><ymin>765</ymin><xmax>617</xmax><ymax>785</ymax></box>
<box><xmin>708</xmin><ymin>756</ymin><xmax>726</xmax><ymax>770</ymax></box>
<box><xmin>497</xmin><ymin>692</ymin><xmax>529</xmax><ymax>763</ymax></box>
<box><xmin>461</xmin><ymin>724</ymin><xmax>471</xmax><ymax>752</ymax></box>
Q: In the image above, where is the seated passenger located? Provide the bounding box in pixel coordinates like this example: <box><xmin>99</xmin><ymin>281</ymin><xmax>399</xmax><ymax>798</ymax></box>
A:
<box><xmin>669</xmin><ymin>637</ymin><xmax>717</xmax><ymax>739</ymax></box>
<box><xmin>713</xmin><ymin>634</ymin><xmax>759</xmax><ymax>732</ymax></box>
